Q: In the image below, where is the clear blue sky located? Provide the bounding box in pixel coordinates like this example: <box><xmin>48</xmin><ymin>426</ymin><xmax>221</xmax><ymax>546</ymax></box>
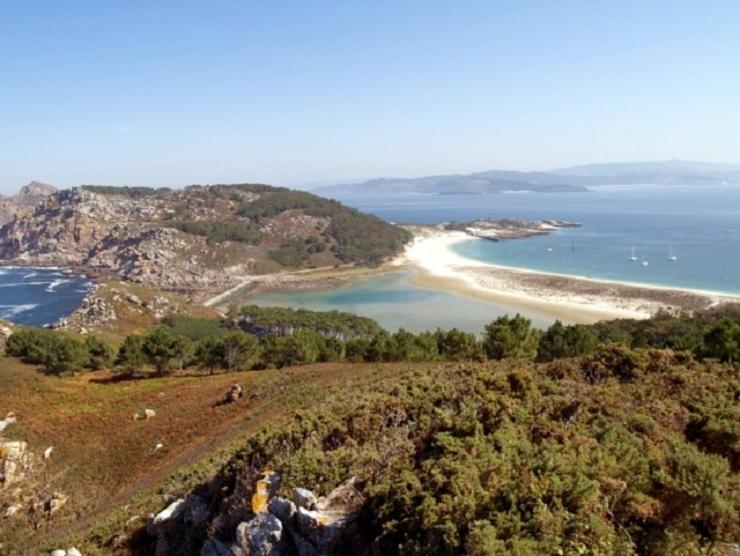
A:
<box><xmin>1</xmin><ymin>1</ymin><xmax>739</xmax><ymax>193</ymax></box>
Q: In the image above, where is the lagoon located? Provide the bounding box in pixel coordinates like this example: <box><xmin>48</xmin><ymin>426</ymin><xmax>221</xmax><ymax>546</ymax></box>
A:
<box><xmin>247</xmin><ymin>185</ymin><xmax>740</xmax><ymax>330</ymax></box>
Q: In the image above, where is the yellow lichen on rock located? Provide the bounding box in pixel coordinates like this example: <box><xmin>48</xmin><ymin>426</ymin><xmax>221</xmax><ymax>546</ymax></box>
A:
<box><xmin>251</xmin><ymin>470</ymin><xmax>279</xmax><ymax>514</ymax></box>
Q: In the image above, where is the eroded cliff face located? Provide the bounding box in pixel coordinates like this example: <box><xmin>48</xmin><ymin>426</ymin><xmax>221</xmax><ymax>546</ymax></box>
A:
<box><xmin>0</xmin><ymin>188</ymin><xmax>242</xmax><ymax>297</ymax></box>
<box><xmin>0</xmin><ymin>184</ymin><xmax>411</xmax><ymax>300</ymax></box>
<box><xmin>0</xmin><ymin>181</ymin><xmax>58</xmax><ymax>226</ymax></box>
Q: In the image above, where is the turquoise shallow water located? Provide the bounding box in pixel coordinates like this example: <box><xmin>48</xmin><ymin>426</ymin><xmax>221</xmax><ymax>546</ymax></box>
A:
<box><xmin>336</xmin><ymin>185</ymin><xmax>740</xmax><ymax>295</ymax></box>
<box><xmin>249</xmin><ymin>272</ymin><xmax>555</xmax><ymax>333</ymax></box>
<box><xmin>247</xmin><ymin>185</ymin><xmax>740</xmax><ymax>331</ymax></box>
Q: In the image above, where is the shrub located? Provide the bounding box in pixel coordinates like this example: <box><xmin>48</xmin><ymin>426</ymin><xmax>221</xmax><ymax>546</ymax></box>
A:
<box><xmin>84</xmin><ymin>336</ymin><xmax>115</xmax><ymax>370</ymax></box>
<box><xmin>483</xmin><ymin>314</ymin><xmax>540</xmax><ymax>360</ymax></box>
<box><xmin>5</xmin><ymin>328</ymin><xmax>90</xmax><ymax>375</ymax></box>
<box><xmin>194</xmin><ymin>337</ymin><xmax>225</xmax><ymax>374</ymax></box>
<box><xmin>115</xmin><ymin>334</ymin><xmax>147</xmax><ymax>374</ymax></box>
<box><xmin>222</xmin><ymin>332</ymin><xmax>261</xmax><ymax>371</ymax></box>
<box><xmin>435</xmin><ymin>328</ymin><xmax>483</xmax><ymax>361</ymax></box>
<box><xmin>169</xmin><ymin>220</ymin><xmax>262</xmax><ymax>245</ymax></box>
<box><xmin>702</xmin><ymin>319</ymin><xmax>740</xmax><ymax>362</ymax></box>
<box><xmin>142</xmin><ymin>328</ymin><xmax>186</xmax><ymax>375</ymax></box>
<box><xmin>537</xmin><ymin>321</ymin><xmax>598</xmax><ymax>362</ymax></box>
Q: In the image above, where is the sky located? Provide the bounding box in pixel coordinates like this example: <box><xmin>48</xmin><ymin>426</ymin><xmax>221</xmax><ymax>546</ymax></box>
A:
<box><xmin>1</xmin><ymin>1</ymin><xmax>739</xmax><ymax>193</ymax></box>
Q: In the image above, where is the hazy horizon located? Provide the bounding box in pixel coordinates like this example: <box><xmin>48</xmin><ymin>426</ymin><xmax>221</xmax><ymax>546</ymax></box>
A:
<box><xmin>2</xmin><ymin>1</ymin><xmax>740</xmax><ymax>193</ymax></box>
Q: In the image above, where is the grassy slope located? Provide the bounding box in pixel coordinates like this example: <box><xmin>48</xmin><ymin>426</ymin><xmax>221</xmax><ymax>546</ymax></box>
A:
<box><xmin>2</xmin><ymin>349</ymin><xmax>737</xmax><ymax>554</ymax></box>
<box><xmin>0</xmin><ymin>358</ymin><xmax>416</xmax><ymax>554</ymax></box>
<box><xmin>66</xmin><ymin>281</ymin><xmax>221</xmax><ymax>343</ymax></box>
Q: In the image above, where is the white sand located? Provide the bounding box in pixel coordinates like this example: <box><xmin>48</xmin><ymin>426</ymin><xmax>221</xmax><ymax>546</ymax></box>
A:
<box><xmin>398</xmin><ymin>228</ymin><xmax>738</xmax><ymax>324</ymax></box>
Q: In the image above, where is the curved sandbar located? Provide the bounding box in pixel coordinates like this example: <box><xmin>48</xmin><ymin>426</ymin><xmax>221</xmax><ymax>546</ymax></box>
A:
<box><xmin>398</xmin><ymin>227</ymin><xmax>740</xmax><ymax>324</ymax></box>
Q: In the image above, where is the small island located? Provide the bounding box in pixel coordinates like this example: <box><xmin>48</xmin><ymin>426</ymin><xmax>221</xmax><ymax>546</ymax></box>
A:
<box><xmin>443</xmin><ymin>218</ymin><xmax>581</xmax><ymax>241</ymax></box>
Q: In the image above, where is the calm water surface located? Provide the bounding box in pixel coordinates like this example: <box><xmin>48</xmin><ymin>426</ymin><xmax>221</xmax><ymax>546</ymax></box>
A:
<box><xmin>337</xmin><ymin>185</ymin><xmax>740</xmax><ymax>294</ymax></box>
<box><xmin>248</xmin><ymin>185</ymin><xmax>740</xmax><ymax>331</ymax></box>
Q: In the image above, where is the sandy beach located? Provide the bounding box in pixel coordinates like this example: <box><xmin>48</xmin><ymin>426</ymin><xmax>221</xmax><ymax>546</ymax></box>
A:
<box><xmin>398</xmin><ymin>227</ymin><xmax>740</xmax><ymax>324</ymax></box>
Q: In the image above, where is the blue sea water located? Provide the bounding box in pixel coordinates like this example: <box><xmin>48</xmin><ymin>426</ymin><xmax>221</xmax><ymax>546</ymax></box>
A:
<box><xmin>3</xmin><ymin>185</ymin><xmax>736</xmax><ymax>333</ymax></box>
<box><xmin>0</xmin><ymin>267</ymin><xmax>94</xmax><ymax>327</ymax></box>
<box><xmin>335</xmin><ymin>185</ymin><xmax>740</xmax><ymax>295</ymax></box>
<box><xmin>249</xmin><ymin>185</ymin><xmax>740</xmax><ymax>332</ymax></box>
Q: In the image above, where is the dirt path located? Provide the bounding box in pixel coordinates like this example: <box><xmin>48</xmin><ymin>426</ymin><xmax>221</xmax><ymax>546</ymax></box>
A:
<box><xmin>0</xmin><ymin>360</ymin><xmax>403</xmax><ymax>552</ymax></box>
<box><xmin>203</xmin><ymin>264</ymin><xmax>397</xmax><ymax>308</ymax></box>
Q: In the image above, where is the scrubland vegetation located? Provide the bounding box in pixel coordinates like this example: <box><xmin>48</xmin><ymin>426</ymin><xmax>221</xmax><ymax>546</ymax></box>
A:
<box><xmin>77</xmin><ymin>184</ymin><xmax>412</xmax><ymax>270</ymax></box>
<box><xmin>2</xmin><ymin>305</ymin><xmax>738</xmax><ymax>554</ymax></box>
<box><xmin>6</xmin><ymin>306</ymin><xmax>740</xmax><ymax>377</ymax></box>
<box><xmin>203</xmin><ymin>351</ymin><xmax>737</xmax><ymax>555</ymax></box>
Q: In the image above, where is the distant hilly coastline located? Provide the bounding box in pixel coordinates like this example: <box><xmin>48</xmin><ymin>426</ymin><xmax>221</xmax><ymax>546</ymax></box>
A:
<box><xmin>0</xmin><ymin>183</ymin><xmax>411</xmax><ymax>299</ymax></box>
<box><xmin>315</xmin><ymin>160</ymin><xmax>740</xmax><ymax>196</ymax></box>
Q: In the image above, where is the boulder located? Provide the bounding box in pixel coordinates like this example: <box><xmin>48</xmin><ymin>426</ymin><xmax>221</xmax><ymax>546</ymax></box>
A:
<box><xmin>185</xmin><ymin>493</ymin><xmax>210</xmax><ymax>527</ymax></box>
<box><xmin>223</xmin><ymin>384</ymin><xmax>243</xmax><ymax>404</ymax></box>
<box><xmin>133</xmin><ymin>408</ymin><xmax>157</xmax><ymax>421</ymax></box>
<box><xmin>147</xmin><ymin>498</ymin><xmax>186</xmax><ymax>536</ymax></box>
<box><xmin>0</xmin><ymin>440</ymin><xmax>30</xmax><ymax>488</ymax></box>
<box><xmin>267</xmin><ymin>497</ymin><xmax>296</xmax><ymax>522</ymax></box>
<box><xmin>316</xmin><ymin>476</ymin><xmax>363</xmax><ymax>513</ymax></box>
<box><xmin>200</xmin><ymin>537</ymin><xmax>233</xmax><ymax>556</ymax></box>
<box><xmin>236</xmin><ymin>513</ymin><xmax>285</xmax><ymax>556</ymax></box>
<box><xmin>44</xmin><ymin>492</ymin><xmax>68</xmax><ymax>515</ymax></box>
<box><xmin>291</xmin><ymin>488</ymin><xmax>317</xmax><ymax>510</ymax></box>
<box><xmin>0</xmin><ymin>412</ymin><xmax>17</xmax><ymax>433</ymax></box>
<box><xmin>288</xmin><ymin>477</ymin><xmax>364</xmax><ymax>556</ymax></box>
<box><xmin>4</xmin><ymin>503</ymin><xmax>22</xmax><ymax>518</ymax></box>
<box><xmin>48</xmin><ymin>548</ymin><xmax>81</xmax><ymax>556</ymax></box>
<box><xmin>251</xmin><ymin>471</ymin><xmax>280</xmax><ymax>514</ymax></box>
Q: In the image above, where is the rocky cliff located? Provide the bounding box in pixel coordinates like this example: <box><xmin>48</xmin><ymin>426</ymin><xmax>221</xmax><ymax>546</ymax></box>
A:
<box><xmin>0</xmin><ymin>181</ymin><xmax>58</xmax><ymax>225</ymax></box>
<box><xmin>0</xmin><ymin>184</ymin><xmax>411</xmax><ymax>300</ymax></box>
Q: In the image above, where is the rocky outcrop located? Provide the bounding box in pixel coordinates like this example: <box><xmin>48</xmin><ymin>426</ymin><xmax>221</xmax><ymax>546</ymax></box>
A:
<box><xmin>133</xmin><ymin>409</ymin><xmax>157</xmax><ymax>421</ymax></box>
<box><xmin>0</xmin><ymin>181</ymin><xmax>58</xmax><ymax>225</ymax></box>
<box><xmin>55</xmin><ymin>282</ymin><xmax>208</xmax><ymax>334</ymax></box>
<box><xmin>49</xmin><ymin>548</ymin><xmax>82</xmax><ymax>556</ymax></box>
<box><xmin>1</xmin><ymin>413</ymin><xmax>71</xmax><ymax>529</ymax></box>
<box><xmin>230</xmin><ymin>476</ymin><xmax>364</xmax><ymax>556</ymax></box>
<box><xmin>0</xmin><ymin>439</ymin><xmax>30</xmax><ymax>488</ymax></box>
<box><xmin>209</xmin><ymin>474</ymin><xmax>363</xmax><ymax>556</ymax></box>
<box><xmin>0</xmin><ymin>187</ymin><xmax>238</xmax><ymax>297</ymax></box>
<box><xmin>443</xmin><ymin>218</ymin><xmax>581</xmax><ymax>241</ymax></box>
<box><xmin>140</xmin><ymin>473</ymin><xmax>364</xmax><ymax>556</ymax></box>
<box><xmin>0</xmin><ymin>183</ymin><xmax>412</xmax><ymax>299</ymax></box>
<box><xmin>221</xmin><ymin>384</ymin><xmax>243</xmax><ymax>404</ymax></box>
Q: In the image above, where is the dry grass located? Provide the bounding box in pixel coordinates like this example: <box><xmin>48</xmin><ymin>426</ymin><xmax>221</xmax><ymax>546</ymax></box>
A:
<box><xmin>0</xmin><ymin>357</ymin><xmax>417</xmax><ymax>553</ymax></box>
<box><xmin>71</xmin><ymin>281</ymin><xmax>221</xmax><ymax>343</ymax></box>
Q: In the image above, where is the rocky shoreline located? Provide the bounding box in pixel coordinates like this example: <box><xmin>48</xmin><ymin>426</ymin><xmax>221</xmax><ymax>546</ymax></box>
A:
<box><xmin>443</xmin><ymin>218</ymin><xmax>581</xmax><ymax>241</ymax></box>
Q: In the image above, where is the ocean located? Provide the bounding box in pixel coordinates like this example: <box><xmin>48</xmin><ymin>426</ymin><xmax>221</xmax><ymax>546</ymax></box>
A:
<box><xmin>336</xmin><ymin>184</ymin><xmax>740</xmax><ymax>295</ymax></box>
<box><xmin>249</xmin><ymin>185</ymin><xmax>740</xmax><ymax>332</ymax></box>
<box><xmin>2</xmin><ymin>185</ymin><xmax>737</xmax><ymax>333</ymax></box>
<box><xmin>0</xmin><ymin>267</ymin><xmax>94</xmax><ymax>327</ymax></box>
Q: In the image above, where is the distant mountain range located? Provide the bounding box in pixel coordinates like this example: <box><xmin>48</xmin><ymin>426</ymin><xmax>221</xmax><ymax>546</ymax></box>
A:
<box><xmin>315</xmin><ymin>160</ymin><xmax>740</xmax><ymax>196</ymax></box>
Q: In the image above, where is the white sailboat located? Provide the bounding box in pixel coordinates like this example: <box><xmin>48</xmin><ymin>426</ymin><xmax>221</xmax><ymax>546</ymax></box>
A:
<box><xmin>629</xmin><ymin>246</ymin><xmax>638</xmax><ymax>262</ymax></box>
<box><xmin>667</xmin><ymin>247</ymin><xmax>678</xmax><ymax>262</ymax></box>
<box><xmin>641</xmin><ymin>256</ymin><xmax>649</xmax><ymax>267</ymax></box>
